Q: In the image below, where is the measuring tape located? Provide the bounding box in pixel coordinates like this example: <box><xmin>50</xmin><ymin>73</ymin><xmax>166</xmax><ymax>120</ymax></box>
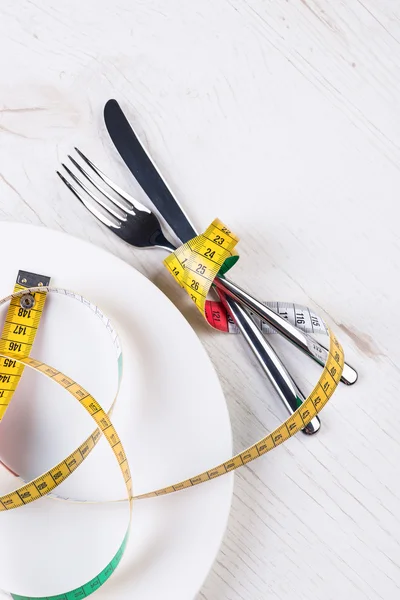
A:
<box><xmin>0</xmin><ymin>271</ymin><xmax>50</xmax><ymax>422</ymax></box>
<box><xmin>0</xmin><ymin>219</ymin><xmax>345</xmax><ymax>599</ymax></box>
<box><xmin>163</xmin><ymin>219</ymin><xmax>328</xmax><ymax>335</ymax></box>
<box><xmin>205</xmin><ymin>300</ymin><xmax>328</xmax><ymax>335</ymax></box>
<box><xmin>164</xmin><ymin>218</ymin><xmax>239</xmax><ymax>316</ymax></box>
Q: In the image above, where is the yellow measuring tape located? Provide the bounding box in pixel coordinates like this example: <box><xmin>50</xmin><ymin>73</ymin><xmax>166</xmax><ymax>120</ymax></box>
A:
<box><xmin>0</xmin><ymin>220</ymin><xmax>344</xmax><ymax>599</ymax></box>
<box><xmin>0</xmin><ymin>275</ymin><xmax>48</xmax><ymax>422</ymax></box>
<box><xmin>164</xmin><ymin>218</ymin><xmax>239</xmax><ymax>315</ymax></box>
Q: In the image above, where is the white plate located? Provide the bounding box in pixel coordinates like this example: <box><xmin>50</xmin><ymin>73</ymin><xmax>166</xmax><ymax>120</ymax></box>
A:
<box><xmin>0</xmin><ymin>222</ymin><xmax>233</xmax><ymax>599</ymax></box>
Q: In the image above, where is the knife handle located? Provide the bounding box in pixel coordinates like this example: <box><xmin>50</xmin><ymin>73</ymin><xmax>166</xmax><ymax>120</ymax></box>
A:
<box><xmin>219</xmin><ymin>291</ymin><xmax>320</xmax><ymax>434</ymax></box>
<box><xmin>215</xmin><ymin>275</ymin><xmax>357</xmax><ymax>386</ymax></box>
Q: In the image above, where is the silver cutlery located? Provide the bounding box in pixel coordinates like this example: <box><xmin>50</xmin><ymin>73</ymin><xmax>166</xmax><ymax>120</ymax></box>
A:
<box><xmin>103</xmin><ymin>99</ymin><xmax>357</xmax><ymax>387</ymax></box>
<box><xmin>58</xmin><ymin>150</ymin><xmax>321</xmax><ymax>434</ymax></box>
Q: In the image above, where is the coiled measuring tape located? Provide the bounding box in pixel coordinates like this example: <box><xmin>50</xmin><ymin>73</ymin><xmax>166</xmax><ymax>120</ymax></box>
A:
<box><xmin>163</xmin><ymin>219</ymin><xmax>328</xmax><ymax>335</ymax></box>
<box><xmin>0</xmin><ymin>219</ymin><xmax>344</xmax><ymax>599</ymax></box>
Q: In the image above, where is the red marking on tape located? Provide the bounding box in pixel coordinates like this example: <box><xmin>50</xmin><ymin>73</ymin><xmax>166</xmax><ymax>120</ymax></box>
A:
<box><xmin>205</xmin><ymin>301</ymin><xmax>229</xmax><ymax>332</ymax></box>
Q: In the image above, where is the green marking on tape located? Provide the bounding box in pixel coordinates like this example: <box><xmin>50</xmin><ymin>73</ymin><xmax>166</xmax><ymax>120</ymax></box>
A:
<box><xmin>11</xmin><ymin>530</ymin><xmax>130</xmax><ymax>600</ymax></box>
<box><xmin>217</xmin><ymin>254</ymin><xmax>239</xmax><ymax>276</ymax></box>
<box><xmin>117</xmin><ymin>353</ymin><xmax>123</xmax><ymax>380</ymax></box>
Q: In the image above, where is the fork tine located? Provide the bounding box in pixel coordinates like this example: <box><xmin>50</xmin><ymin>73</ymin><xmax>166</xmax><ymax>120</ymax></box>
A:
<box><xmin>57</xmin><ymin>170</ymin><xmax>122</xmax><ymax>230</ymax></box>
<box><xmin>75</xmin><ymin>147</ymin><xmax>151</xmax><ymax>215</ymax></box>
<box><xmin>68</xmin><ymin>155</ymin><xmax>135</xmax><ymax>216</ymax></box>
<box><xmin>61</xmin><ymin>163</ymin><xmax>127</xmax><ymax>222</ymax></box>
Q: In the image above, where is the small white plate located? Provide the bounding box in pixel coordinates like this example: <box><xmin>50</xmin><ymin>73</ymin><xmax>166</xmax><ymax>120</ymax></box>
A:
<box><xmin>0</xmin><ymin>222</ymin><xmax>233</xmax><ymax>599</ymax></box>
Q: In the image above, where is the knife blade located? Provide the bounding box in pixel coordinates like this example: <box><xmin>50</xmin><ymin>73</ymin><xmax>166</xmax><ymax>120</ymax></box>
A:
<box><xmin>104</xmin><ymin>99</ymin><xmax>196</xmax><ymax>245</ymax></box>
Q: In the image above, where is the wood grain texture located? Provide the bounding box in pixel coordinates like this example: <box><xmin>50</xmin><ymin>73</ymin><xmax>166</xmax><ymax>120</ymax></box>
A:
<box><xmin>0</xmin><ymin>1</ymin><xmax>399</xmax><ymax>598</ymax></box>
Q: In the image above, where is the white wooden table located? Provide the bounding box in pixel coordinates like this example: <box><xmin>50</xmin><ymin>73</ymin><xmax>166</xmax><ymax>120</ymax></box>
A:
<box><xmin>1</xmin><ymin>1</ymin><xmax>399</xmax><ymax>598</ymax></box>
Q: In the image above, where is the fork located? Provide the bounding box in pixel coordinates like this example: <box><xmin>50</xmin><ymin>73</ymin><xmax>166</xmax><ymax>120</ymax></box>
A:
<box><xmin>58</xmin><ymin>149</ymin><xmax>322</xmax><ymax>434</ymax></box>
<box><xmin>59</xmin><ymin>148</ymin><xmax>357</xmax><ymax>384</ymax></box>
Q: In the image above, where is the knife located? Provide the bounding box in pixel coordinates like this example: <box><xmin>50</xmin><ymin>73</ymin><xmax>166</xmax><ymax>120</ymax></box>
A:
<box><xmin>104</xmin><ymin>98</ymin><xmax>322</xmax><ymax>434</ymax></box>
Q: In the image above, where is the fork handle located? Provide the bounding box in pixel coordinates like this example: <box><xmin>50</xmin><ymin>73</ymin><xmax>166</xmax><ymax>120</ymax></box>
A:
<box><xmin>220</xmin><ymin>292</ymin><xmax>320</xmax><ymax>434</ymax></box>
